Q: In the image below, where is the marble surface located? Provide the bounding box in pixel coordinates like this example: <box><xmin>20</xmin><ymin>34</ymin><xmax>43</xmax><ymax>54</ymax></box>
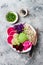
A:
<box><xmin>0</xmin><ymin>0</ymin><xmax>43</xmax><ymax>65</ymax></box>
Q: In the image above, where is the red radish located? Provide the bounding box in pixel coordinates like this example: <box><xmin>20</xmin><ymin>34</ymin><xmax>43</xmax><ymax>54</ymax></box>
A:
<box><xmin>9</xmin><ymin>31</ymin><xmax>16</xmax><ymax>36</ymax></box>
<box><xmin>7</xmin><ymin>36</ymin><xmax>13</xmax><ymax>44</ymax></box>
<box><xmin>7</xmin><ymin>27</ymin><xmax>15</xmax><ymax>35</ymax></box>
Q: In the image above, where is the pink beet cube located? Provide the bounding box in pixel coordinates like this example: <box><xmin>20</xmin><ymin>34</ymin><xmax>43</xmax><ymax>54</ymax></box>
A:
<box><xmin>23</xmin><ymin>41</ymin><xmax>32</xmax><ymax>50</ymax></box>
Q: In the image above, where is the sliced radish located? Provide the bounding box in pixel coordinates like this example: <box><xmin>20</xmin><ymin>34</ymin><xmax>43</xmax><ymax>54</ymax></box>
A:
<box><xmin>7</xmin><ymin>36</ymin><xmax>13</xmax><ymax>44</ymax></box>
<box><xmin>7</xmin><ymin>27</ymin><xmax>15</xmax><ymax>35</ymax></box>
<box><xmin>9</xmin><ymin>31</ymin><xmax>16</xmax><ymax>36</ymax></box>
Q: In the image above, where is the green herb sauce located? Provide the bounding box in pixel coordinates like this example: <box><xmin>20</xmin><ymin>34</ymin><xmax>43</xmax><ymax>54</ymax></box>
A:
<box><xmin>6</xmin><ymin>12</ymin><xmax>16</xmax><ymax>22</ymax></box>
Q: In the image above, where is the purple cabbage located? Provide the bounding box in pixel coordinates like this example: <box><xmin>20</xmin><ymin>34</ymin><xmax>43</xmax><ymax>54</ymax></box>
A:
<box><xmin>14</xmin><ymin>24</ymin><xmax>24</xmax><ymax>34</ymax></box>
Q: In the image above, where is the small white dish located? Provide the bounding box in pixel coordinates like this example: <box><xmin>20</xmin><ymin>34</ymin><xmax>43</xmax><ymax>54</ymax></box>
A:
<box><xmin>19</xmin><ymin>8</ymin><xmax>28</xmax><ymax>17</ymax></box>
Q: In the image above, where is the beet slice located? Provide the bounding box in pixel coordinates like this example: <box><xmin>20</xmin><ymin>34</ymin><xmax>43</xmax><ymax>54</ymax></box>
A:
<box><xmin>9</xmin><ymin>31</ymin><xmax>16</xmax><ymax>36</ymax></box>
<box><xmin>7</xmin><ymin>27</ymin><xmax>15</xmax><ymax>35</ymax></box>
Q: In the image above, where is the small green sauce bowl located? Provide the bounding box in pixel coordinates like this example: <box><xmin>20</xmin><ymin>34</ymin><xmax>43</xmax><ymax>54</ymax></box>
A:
<box><xmin>6</xmin><ymin>11</ymin><xmax>18</xmax><ymax>24</ymax></box>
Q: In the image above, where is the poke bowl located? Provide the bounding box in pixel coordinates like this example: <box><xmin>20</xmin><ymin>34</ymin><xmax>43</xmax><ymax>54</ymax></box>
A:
<box><xmin>7</xmin><ymin>23</ymin><xmax>37</xmax><ymax>53</ymax></box>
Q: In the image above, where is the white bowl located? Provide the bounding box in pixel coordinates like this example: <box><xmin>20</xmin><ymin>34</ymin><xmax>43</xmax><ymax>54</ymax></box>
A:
<box><xmin>7</xmin><ymin>23</ymin><xmax>37</xmax><ymax>53</ymax></box>
<box><xmin>6</xmin><ymin>12</ymin><xmax>18</xmax><ymax>24</ymax></box>
<box><xmin>19</xmin><ymin>8</ymin><xmax>28</xmax><ymax>17</ymax></box>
